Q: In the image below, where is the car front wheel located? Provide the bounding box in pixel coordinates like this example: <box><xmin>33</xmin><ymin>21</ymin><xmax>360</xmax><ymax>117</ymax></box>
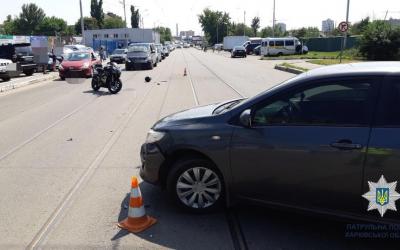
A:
<box><xmin>167</xmin><ymin>157</ymin><xmax>224</xmax><ymax>213</ymax></box>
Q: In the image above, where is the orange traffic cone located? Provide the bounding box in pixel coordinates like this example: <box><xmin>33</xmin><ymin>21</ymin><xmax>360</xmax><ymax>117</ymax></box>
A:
<box><xmin>184</xmin><ymin>68</ymin><xmax>187</xmax><ymax>76</ymax></box>
<box><xmin>118</xmin><ymin>176</ymin><xmax>157</xmax><ymax>233</ymax></box>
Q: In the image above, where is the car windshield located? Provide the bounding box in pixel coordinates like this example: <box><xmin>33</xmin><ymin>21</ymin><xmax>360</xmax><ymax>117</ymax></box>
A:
<box><xmin>113</xmin><ymin>49</ymin><xmax>125</xmax><ymax>54</ymax></box>
<box><xmin>65</xmin><ymin>52</ymin><xmax>90</xmax><ymax>61</ymax></box>
<box><xmin>128</xmin><ymin>45</ymin><xmax>149</xmax><ymax>52</ymax></box>
<box><xmin>15</xmin><ymin>46</ymin><xmax>32</xmax><ymax>55</ymax></box>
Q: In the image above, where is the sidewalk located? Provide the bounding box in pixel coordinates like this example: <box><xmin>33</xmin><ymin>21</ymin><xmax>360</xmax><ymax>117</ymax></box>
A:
<box><xmin>0</xmin><ymin>72</ymin><xmax>59</xmax><ymax>93</ymax></box>
<box><xmin>286</xmin><ymin>60</ymin><xmax>322</xmax><ymax>70</ymax></box>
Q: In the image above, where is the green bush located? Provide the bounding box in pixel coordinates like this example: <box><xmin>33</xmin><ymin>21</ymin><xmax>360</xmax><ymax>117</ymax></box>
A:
<box><xmin>359</xmin><ymin>20</ymin><xmax>400</xmax><ymax>60</ymax></box>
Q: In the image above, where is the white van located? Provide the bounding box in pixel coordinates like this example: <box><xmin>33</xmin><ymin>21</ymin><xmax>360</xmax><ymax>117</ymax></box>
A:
<box><xmin>260</xmin><ymin>37</ymin><xmax>304</xmax><ymax>56</ymax></box>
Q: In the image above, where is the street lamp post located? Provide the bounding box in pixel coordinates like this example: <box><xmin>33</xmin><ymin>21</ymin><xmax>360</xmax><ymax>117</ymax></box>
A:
<box><xmin>216</xmin><ymin>23</ymin><xmax>219</xmax><ymax>44</ymax></box>
<box><xmin>79</xmin><ymin>0</ymin><xmax>84</xmax><ymax>44</ymax></box>
<box><xmin>119</xmin><ymin>0</ymin><xmax>128</xmax><ymax>28</ymax></box>
<box><xmin>243</xmin><ymin>11</ymin><xmax>246</xmax><ymax>36</ymax></box>
<box><xmin>272</xmin><ymin>0</ymin><xmax>276</xmax><ymax>37</ymax></box>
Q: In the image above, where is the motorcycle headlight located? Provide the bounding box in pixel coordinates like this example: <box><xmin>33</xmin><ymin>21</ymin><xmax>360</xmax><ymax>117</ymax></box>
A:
<box><xmin>82</xmin><ymin>62</ymin><xmax>90</xmax><ymax>69</ymax></box>
<box><xmin>146</xmin><ymin>130</ymin><xmax>165</xmax><ymax>144</ymax></box>
<box><xmin>59</xmin><ymin>64</ymin><xmax>64</xmax><ymax>70</ymax></box>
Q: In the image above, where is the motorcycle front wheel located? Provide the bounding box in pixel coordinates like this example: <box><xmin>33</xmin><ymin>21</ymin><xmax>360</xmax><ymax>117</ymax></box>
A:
<box><xmin>108</xmin><ymin>79</ymin><xmax>122</xmax><ymax>94</ymax></box>
<box><xmin>91</xmin><ymin>78</ymin><xmax>101</xmax><ymax>91</ymax></box>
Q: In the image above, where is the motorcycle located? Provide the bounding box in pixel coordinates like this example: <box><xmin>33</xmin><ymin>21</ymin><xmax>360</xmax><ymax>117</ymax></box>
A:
<box><xmin>91</xmin><ymin>62</ymin><xmax>122</xmax><ymax>94</ymax></box>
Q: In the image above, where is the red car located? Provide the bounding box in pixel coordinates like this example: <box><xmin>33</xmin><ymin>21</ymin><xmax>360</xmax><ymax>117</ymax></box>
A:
<box><xmin>59</xmin><ymin>52</ymin><xmax>100</xmax><ymax>80</ymax></box>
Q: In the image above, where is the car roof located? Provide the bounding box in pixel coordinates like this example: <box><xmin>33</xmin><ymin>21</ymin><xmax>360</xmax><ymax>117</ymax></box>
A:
<box><xmin>302</xmin><ymin>62</ymin><xmax>400</xmax><ymax>79</ymax></box>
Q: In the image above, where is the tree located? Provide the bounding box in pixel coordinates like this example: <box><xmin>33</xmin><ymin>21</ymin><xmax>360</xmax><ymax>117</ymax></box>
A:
<box><xmin>65</xmin><ymin>25</ymin><xmax>76</xmax><ymax>36</ymax></box>
<box><xmin>351</xmin><ymin>17</ymin><xmax>370</xmax><ymax>35</ymax></box>
<box><xmin>90</xmin><ymin>0</ymin><xmax>104</xmax><ymax>28</ymax></box>
<box><xmin>1</xmin><ymin>15</ymin><xmax>17</xmax><ymax>34</ymax></box>
<box><xmin>198</xmin><ymin>8</ymin><xmax>231</xmax><ymax>44</ymax></box>
<box><xmin>154</xmin><ymin>26</ymin><xmax>172</xmax><ymax>43</ymax></box>
<box><xmin>260</xmin><ymin>26</ymin><xmax>287</xmax><ymax>37</ymax></box>
<box><xmin>359</xmin><ymin>20</ymin><xmax>400</xmax><ymax>60</ymax></box>
<box><xmin>14</xmin><ymin>3</ymin><xmax>45</xmax><ymax>35</ymax></box>
<box><xmin>130</xmin><ymin>5</ymin><xmax>140</xmax><ymax>28</ymax></box>
<box><xmin>231</xmin><ymin>23</ymin><xmax>253</xmax><ymax>36</ymax></box>
<box><xmin>74</xmin><ymin>17</ymin><xmax>99</xmax><ymax>35</ymax></box>
<box><xmin>37</xmin><ymin>16</ymin><xmax>67</xmax><ymax>36</ymax></box>
<box><xmin>103</xmin><ymin>12</ymin><xmax>125</xmax><ymax>29</ymax></box>
<box><xmin>290</xmin><ymin>27</ymin><xmax>319</xmax><ymax>38</ymax></box>
<box><xmin>251</xmin><ymin>17</ymin><xmax>260</xmax><ymax>37</ymax></box>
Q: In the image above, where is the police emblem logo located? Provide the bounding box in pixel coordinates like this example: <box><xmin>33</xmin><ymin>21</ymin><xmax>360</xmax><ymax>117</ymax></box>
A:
<box><xmin>362</xmin><ymin>175</ymin><xmax>400</xmax><ymax>217</ymax></box>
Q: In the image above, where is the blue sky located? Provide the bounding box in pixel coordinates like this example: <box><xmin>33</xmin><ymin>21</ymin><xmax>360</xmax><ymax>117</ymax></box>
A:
<box><xmin>0</xmin><ymin>0</ymin><xmax>399</xmax><ymax>35</ymax></box>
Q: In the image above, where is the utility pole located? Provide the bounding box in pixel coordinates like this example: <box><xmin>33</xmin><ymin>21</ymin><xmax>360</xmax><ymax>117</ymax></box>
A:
<box><xmin>119</xmin><ymin>0</ymin><xmax>127</xmax><ymax>28</ymax></box>
<box><xmin>123</xmin><ymin>0</ymin><xmax>127</xmax><ymax>28</ymax></box>
<box><xmin>80</xmin><ymin>0</ymin><xmax>85</xmax><ymax>44</ymax></box>
<box><xmin>272</xmin><ymin>0</ymin><xmax>276</xmax><ymax>37</ymax></box>
<box><xmin>340</xmin><ymin>0</ymin><xmax>350</xmax><ymax>63</ymax></box>
<box><xmin>243</xmin><ymin>11</ymin><xmax>246</xmax><ymax>36</ymax></box>
<box><xmin>216</xmin><ymin>22</ymin><xmax>219</xmax><ymax>44</ymax></box>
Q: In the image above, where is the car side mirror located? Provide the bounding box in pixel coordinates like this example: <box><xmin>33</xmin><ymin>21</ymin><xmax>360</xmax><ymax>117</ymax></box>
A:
<box><xmin>239</xmin><ymin>109</ymin><xmax>252</xmax><ymax>127</ymax></box>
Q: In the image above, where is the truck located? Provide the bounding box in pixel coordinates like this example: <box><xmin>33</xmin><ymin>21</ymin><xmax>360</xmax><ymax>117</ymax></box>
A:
<box><xmin>223</xmin><ymin>36</ymin><xmax>249</xmax><ymax>51</ymax></box>
<box><xmin>0</xmin><ymin>43</ymin><xmax>37</xmax><ymax>80</ymax></box>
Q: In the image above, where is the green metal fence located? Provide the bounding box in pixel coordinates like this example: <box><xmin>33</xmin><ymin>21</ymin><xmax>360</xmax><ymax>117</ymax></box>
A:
<box><xmin>303</xmin><ymin>36</ymin><xmax>360</xmax><ymax>52</ymax></box>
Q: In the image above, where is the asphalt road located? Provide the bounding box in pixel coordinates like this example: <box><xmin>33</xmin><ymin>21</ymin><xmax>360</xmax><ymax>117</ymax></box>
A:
<box><xmin>0</xmin><ymin>49</ymin><xmax>396</xmax><ymax>250</ymax></box>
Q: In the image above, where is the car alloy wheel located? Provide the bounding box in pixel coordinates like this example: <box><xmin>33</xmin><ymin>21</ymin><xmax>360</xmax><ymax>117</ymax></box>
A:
<box><xmin>176</xmin><ymin>167</ymin><xmax>222</xmax><ymax>209</ymax></box>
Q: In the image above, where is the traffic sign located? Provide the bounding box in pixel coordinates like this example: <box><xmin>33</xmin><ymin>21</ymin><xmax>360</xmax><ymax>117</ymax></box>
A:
<box><xmin>338</xmin><ymin>21</ymin><xmax>349</xmax><ymax>33</ymax></box>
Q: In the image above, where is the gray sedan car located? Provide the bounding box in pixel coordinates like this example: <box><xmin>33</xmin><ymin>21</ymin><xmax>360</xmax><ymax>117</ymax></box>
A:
<box><xmin>140</xmin><ymin>62</ymin><xmax>400</xmax><ymax>223</ymax></box>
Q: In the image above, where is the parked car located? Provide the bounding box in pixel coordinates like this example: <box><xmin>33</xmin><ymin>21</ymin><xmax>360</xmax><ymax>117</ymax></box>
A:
<box><xmin>245</xmin><ymin>43</ymin><xmax>261</xmax><ymax>55</ymax></box>
<box><xmin>126</xmin><ymin>43</ymin><xmax>158</xmax><ymax>70</ymax></box>
<box><xmin>58</xmin><ymin>51</ymin><xmax>99</xmax><ymax>80</ymax></box>
<box><xmin>253</xmin><ymin>45</ymin><xmax>261</xmax><ymax>56</ymax></box>
<box><xmin>231</xmin><ymin>46</ymin><xmax>247</xmax><ymax>58</ymax></box>
<box><xmin>214</xmin><ymin>44</ymin><xmax>223</xmax><ymax>51</ymax></box>
<box><xmin>140</xmin><ymin>62</ymin><xmax>400</xmax><ymax>223</ymax></box>
<box><xmin>47</xmin><ymin>53</ymin><xmax>62</xmax><ymax>71</ymax></box>
<box><xmin>110</xmin><ymin>48</ymin><xmax>128</xmax><ymax>64</ymax></box>
<box><xmin>176</xmin><ymin>44</ymin><xmax>182</xmax><ymax>49</ymax></box>
<box><xmin>0</xmin><ymin>59</ymin><xmax>12</xmax><ymax>81</ymax></box>
<box><xmin>183</xmin><ymin>43</ymin><xmax>190</xmax><ymax>48</ymax></box>
<box><xmin>163</xmin><ymin>46</ymin><xmax>170</xmax><ymax>57</ymax></box>
<box><xmin>155</xmin><ymin>44</ymin><xmax>164</xmax><ymax>61</ymax></box>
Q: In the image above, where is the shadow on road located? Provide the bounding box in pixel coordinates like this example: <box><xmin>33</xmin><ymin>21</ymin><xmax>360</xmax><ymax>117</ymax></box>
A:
<box><xmin>111</xmin><ymin>181</ymin><xmax>233</xmax><ymax>250</ymax></box>
<box><xmin>65</xmin><ymin>78</ymin><xmax>87</xmax><ymax>84</ymax></box>
<box><xmin>82</xmin><ymin>90</ymin><xmax>112</xmax><ymax>96</ymax></box>
<box><xmin>110</xmin><ymin>179</ymin><xmax>399</xmax><ymax>250</ymax></box>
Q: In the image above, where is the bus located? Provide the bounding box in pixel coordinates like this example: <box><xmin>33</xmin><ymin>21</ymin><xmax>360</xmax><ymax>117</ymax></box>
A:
<box><xmin>260</xmin><ymin>37</ymin><xmax>306</xmax><ymax>56</ymax></box>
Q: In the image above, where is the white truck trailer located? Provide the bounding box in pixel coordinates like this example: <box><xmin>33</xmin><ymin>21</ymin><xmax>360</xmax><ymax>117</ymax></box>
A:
<box><xmin>223</xmin><ymin>36</ymin><xmax>249</xmax><ymax>51</ymax></box>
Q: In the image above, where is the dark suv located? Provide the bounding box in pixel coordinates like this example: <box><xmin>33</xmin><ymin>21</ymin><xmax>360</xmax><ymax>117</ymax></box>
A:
<box><xmin>245</xmin><ymin>43</ymin><xmax>261</xmax><ymax>55</ymax></box>
<box><xmin>140</xmin><ymin>62</ymin><xmax>400</xmax><ymax>223</ymax></box>
<box><xmin>0</xmin><ymin>43</ymin><xmax>37</xmax><ymax>77</ymax></box>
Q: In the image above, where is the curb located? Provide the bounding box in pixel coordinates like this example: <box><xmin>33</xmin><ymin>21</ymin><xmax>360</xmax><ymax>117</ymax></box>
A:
<box><xmin>274</xmin><ymin>65</ymin><xmax>305</xmax><ymax>75</ymax></box>
<box><xmin>0</xmin><ymin>74</ymin><xmax>58</xmax><ymax>93</ymax></box>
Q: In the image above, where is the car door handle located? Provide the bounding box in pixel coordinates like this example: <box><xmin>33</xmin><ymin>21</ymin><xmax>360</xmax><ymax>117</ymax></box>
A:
<box><xmin>330</xmin><ymin>141</ymin><xmax>363</xmax><ymax>150</ymax></box>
